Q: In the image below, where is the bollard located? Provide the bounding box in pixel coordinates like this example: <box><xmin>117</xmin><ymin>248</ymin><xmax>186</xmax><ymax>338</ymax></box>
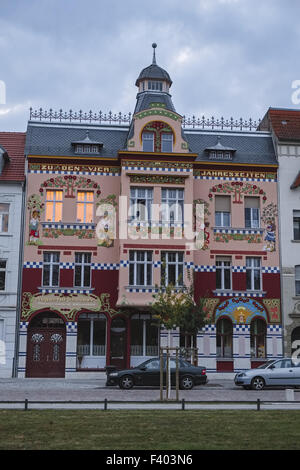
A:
<box><xmin>24</xmin><ymin>398</ymin><xmax>29</xmax><ymax>411</ymax></box>
<box><xmin>104</xmin><ymin>398</ymin><xmax>108</xmax><ymax>410</ymax></box>
<box><xmin>256</xmin><ymin>398</ymin><xmax>260</xmax><ymax>411</ymax></box>
<box><xmin>286</xmin><ymin>389</ymin><xmax>295</xmax><ymax>401</ymax></box>
<box><xmin>181</xmin><ymin>398</ymin><xmax>185</xmax><ymax>410</ymax></box>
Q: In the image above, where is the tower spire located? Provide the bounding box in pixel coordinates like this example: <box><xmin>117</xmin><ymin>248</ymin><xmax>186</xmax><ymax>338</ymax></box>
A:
<box><xmin>152</xmin><ymin>42</ymin><xmax>157</xmax><ymax>65</ymax></box>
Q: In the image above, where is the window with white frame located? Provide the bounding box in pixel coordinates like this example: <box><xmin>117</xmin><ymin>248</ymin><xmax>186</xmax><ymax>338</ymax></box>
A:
<box><xmin>293</xmin><ymin>211</ymin><xmax>300</xmax><ymax>240</ymax></box>
<box><xmin>295</xmin><ymin>265</ymin><xmax>300</xmax><ymax>295</ymax></box>
<box><xmin>45</xmin><ymin>190</ymin><xmax>63</xmax><ymax>222</ymax></box>
<box><xmin>245</xmin><ymin>197</ymin><xmax>260</xmax><ymax>228</ymax></box>
<box><xmin>42</xmin><ymin>252</ymin><xmax>60</xmax><ymax>287</ymax></box>
<box><xmin>77</xmin><ymin>313</ymin><xmax>106</xmax><ymax>358</ymax></box>
<box><xmin>77</xmin><ymin>191</ymin><xmax>94</xmax><ymax>223</ymax></box>
<box><xmin>161</xmin><ymin>188</ymin><xmax>184</xmax><ymax>225</ymax></box>
<box><xmin>215</xmin><ymin>195</ymin><xmax>231</xmax><ymax>227</ymax></box>
<box><xmin>148</xmin><ymin>81</ymin><xmax>163</xmax><ymax>91</ymax></box>
<box><xmin>0</xmin><ymin>204</ymin><xmax>9</xmax><ymax>232</ymax></box>
<box><xmin>130</xmin><ymin>313</ymin><xmax>159</xmax><ymax>356</ymax></box>
<box><xmin>161</xmin><ymin>251</ymin><xmax>184</xmax><ymax>286</ymax></box>
<box><xmin>0</xmin><ymin>260</ymin><xmax>6</xmax><ymax>290</ymax></box>
<box><xmin>161</xmin><ymin>133</ymin><xmax>173</xmax><ymax>152</ymax></box>
<box><xmin>74</xmin><ymin>253</ymin><xmax>91</xmax><ymax>287</ymax></box>
<box><xmin>142</xmin><ymin>132</ymin><xmax>154</xmax><ymax>152</ymax></box>
<box><xmin>129</xmin><ymin>251</ymin><xmax>153</xmax><ymax>286</ymax></box>
<box><xmin>129</xmin><ymin>187</ymin><xmax>153</xmax><ymax>223</ymax></box>
<box><xmin>216</xmin><ymin>257</ymin><xmax>232</xmax><ymax>290</ymax></box>
<box><xmin>246</xmin><ymin>257</ymin><xmax>262</xmax><ymax>291</ymax></box>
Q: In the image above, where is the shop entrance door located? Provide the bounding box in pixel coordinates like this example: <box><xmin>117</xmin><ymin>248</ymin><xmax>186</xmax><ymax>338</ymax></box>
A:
<box><xmin>110</xmin><ymin>318</ymin><xmax>127</xmax><ymax>369</ymax></box>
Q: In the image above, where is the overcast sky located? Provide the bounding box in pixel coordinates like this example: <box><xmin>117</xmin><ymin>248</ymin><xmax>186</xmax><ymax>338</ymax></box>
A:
<box><xmin>0</xmin><ymin>0</ymin><xmax>299</xmax><ymax>131</ymax></box>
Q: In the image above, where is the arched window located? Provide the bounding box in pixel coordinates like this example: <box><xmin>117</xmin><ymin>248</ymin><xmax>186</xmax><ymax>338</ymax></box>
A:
<box><xmin>142</xmin><ymin>121</ymin><xmax>173</xmax><ymax>153</ymax></box>
<box><xmin>250</xmin><ymin>318</ymin><xmax>266</xmax><ymax>358</ymax></box>
<box><xmin>216</xmin><ymin>318</ymin><xmax>233</xmax><ymax>358</ymax></box>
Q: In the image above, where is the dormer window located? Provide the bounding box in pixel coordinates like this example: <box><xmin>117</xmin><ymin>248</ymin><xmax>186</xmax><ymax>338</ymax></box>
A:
<box><xmin>142</xmin><ymin>132</ymin><xmax>154</xmax><ymax>152</ymax></box>
<box><xmin>161</xmin><ymin>133</ymin><xmax>173</xmax><ymax>152</ymax></box>
<box><xmin>148</xmin><ymin>81</ymin><xmax>163</xmax><ymax>91</ymax></box>
<box><xmin>72</xmin><ymin>131</ymin><xmax>103</xmax><ymax>155</ymax></box>
<box><xmin>75</xmin><ymin>144</ymin><xmax>100</xmax><ymax>154</ymax></box>
<box><xmin>206</xmin><ymin>136</ymin><xmax>236</xmax><ymax>161</ymax></box>
<box><xmin>141</xmin><ymin>121</ymin><xmax>174</xmax><ymax>153</ymax></box>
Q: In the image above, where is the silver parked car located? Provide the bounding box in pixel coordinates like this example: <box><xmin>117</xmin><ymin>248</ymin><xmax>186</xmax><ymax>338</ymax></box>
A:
<box><xmin>234</xmin><ymin>358</ymin><xmax>300</xmax><ymax>390</ymax></box>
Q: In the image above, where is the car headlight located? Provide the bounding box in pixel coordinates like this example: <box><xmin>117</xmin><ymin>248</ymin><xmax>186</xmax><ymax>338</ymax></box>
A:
<box><xmin>109</xmin><ymin>372</ymin><xmax>118</xmax><ymax>377</ymax></box>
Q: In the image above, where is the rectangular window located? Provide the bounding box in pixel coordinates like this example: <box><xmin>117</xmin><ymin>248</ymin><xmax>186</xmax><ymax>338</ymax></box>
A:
<box><xmin>245</xmin><ymin>197</ymin><xmax>260</xmax><ymax>228</ymax></box>
<box><xmin>131</xmin><ymin>314</ymin><xmax>159</xmax><ymax>356</ymax></box>
<box><xmin>77</xmin><ymin>314</ymin><xmax>106</xmax><ymax>357</ymax></box>
<box><xmin>161</xmin><ymin>188</ymin><xmax>184</xmax><ymax>225</ymax></box>
<box><xmin>42</xmin><ymin>252</ymin><xmax>60</xmax><ymax>287</ymax></box>
<box><xmin>74</xmin><ymin>253</ymin><xmax>91</xmax><ymax>287</ymax></box>
<box><xmin>215</xmin><ymin>196</ymin><xmax>231</xmax><ymax>227</ymax></box>
<box><xmin>246</xmin><ymin>257</ymin><xmax>261</xmax><ymax>291</ymax></box>
<box><xmin>129</xmin><ymin>187</ymin><xmax>153</xmax><ymax>222</ymax></box>
<box><xmin>161</xmin><ymin>251</ymin><xmax>184</xmax><ymax>286</ymax></box>
<box><xmin>216</xmin><ymin>257</ymin><xmax>232</xmax><ymax>290</ymax></box>
<box><xmin>0</xmin><ymin>204</ymin><xmax>9</xmax><ymax>232</ymax></box>
<box><xmin>148</xmin><ymin>81</ymin><xmax>163</xmax><ymax>91</ymax></box>
<box><xmin>77</xmin><ymin>191</ymin><xmax>94</xmax><ymax>223</ymax></box>
<box><xmin>45</xmin><ymin>190</ymin><xmax>63</xmax><ymax>222</ymax></box>
<box><xmin>142</xmin><ymin>132</ymin><xmax>154</xmax><ymax>152</ymax></box>
<box><xmin>0</xmin><ymin>260</ymin><xmax>6</xmax><ymax>290</ymax></box>
<box><xmin>293</xmin><ymin>211</ymin><xmax>300</xmax><ymax>240</ymax></box>
<box><xmin>161</xmin><ymin>133</ymin><xmax>173</xmax><ymax>152</ymax></box>
<box><xmin>295</xmin><ymin>266</ymin><xmax>300</xmax><ymax>295</ymax></box>
<box><xmin>129</xmin><ymin>251</ymin><xmax>152</xmax><ymax>286</ymax></box>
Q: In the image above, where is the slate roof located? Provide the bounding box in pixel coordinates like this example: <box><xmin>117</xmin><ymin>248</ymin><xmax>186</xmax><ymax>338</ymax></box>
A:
<box><xmin>134</xmin><ymin>91</ymin><xmax>177</xmax><ymax>114</ymax></box>
<box><xmin>25</xmin><ymin>122</ymin><xmax>128</xmax><ymax>159</ymax></box>
<box><xmin>135</xmin><ymin>63</ymin><xmax>172</xmax><ymax>87</ymax></box>
<box><xmin>184</xmin><ymin>130</ymin><xmax>277</xmax><ymax>165</ymax></box>
<box><xmin>259</xmin><ymin>108</ymin><xmax>300</xmax><ymax>141</ymax></box>
<box><xmin>0</xmin><ymin>132</ymin><xmax>25</xmax><ymax>182</ymax></box>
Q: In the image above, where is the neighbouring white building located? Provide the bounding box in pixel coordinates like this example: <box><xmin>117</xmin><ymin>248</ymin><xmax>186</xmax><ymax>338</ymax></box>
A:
<box><xmin>260</xmin><ymin>108</ymin><xmax>300</xmax><ymax>358</ymax></box>
<box><xmin>0</xmin><ymin>132</ymin><xmax>25</xmax><ymax>377</ymax></box>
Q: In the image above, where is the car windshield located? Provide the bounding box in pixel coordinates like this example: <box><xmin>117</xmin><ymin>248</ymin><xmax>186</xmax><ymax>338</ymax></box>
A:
<box><xmin>257</xmin><ymin>360</ymin><xmax>276</xmax><ymax>369</ymax></box>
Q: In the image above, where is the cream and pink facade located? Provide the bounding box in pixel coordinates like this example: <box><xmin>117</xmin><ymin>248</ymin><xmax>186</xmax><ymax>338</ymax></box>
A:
<box><xmin>17</xmin><ymin>51</ymin><xmax>282</xmax><ymax>377</ymax></box>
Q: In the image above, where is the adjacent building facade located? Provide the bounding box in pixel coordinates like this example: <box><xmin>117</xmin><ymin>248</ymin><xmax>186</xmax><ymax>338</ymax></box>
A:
<box><xmin>17</xmin><ymin>48</ymin><xmax>283</xmax><ymax>378</ymax></box>
<box><xmin>259</xmin><ymin>108</ymin><xmax>300</xmax><ymax>358</ymax></box>
<box><xmin>0</xmin><ymin>132</ymin><xmax>25</xmax><ymax>377</ymax></box>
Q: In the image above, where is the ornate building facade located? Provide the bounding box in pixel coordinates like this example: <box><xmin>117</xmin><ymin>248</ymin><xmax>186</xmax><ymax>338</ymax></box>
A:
<box><xmin>18</xmin><ymin>46</ymin><xmax>282</xmax><ymax>377</ymax></box>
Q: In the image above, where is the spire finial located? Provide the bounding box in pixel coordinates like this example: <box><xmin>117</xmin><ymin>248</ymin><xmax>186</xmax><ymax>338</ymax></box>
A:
<box><xmin>152</xmin><ymin>43</ymin><xmax>157</xmax><ymax>65</ymax></box>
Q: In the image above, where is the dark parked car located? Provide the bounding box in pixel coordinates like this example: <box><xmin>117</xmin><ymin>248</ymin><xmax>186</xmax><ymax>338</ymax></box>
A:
<box><xmin>106</xmin><ymin>357</ymin><xmax>207</xmax><ymax>390</ymax></box>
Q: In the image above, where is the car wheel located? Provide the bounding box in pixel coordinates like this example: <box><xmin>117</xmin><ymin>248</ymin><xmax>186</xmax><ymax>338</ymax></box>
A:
<box><xmin>251</xmin><ymin>376</ymin><xmax>265</xmax><ymax>391</ymax></box>
<box><xmin>180</xmin><ymin>376</ymin><xmax>194</xmax><ymax>390</ymax></box>
<box><xmin>119</xmin><ymin>375</ymin><xmax>134</xmax><ymax>389</ymax></box>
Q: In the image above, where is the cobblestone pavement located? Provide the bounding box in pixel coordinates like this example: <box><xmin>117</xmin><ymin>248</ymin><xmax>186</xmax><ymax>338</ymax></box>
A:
<box><xmin>0</xmin><ymin>375</ymin><xmax>299</xmax><ymax>405</ymax></box>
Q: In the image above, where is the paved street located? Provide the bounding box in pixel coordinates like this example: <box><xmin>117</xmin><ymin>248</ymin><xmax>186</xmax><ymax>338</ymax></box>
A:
<box><xmin>0</xmin><ymin>373</ymin><xmax>300</xmax><ymax>409</ymax></box>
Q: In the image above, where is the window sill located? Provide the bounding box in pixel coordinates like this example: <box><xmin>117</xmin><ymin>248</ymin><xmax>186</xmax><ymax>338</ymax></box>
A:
<box><xmin>291</xmin><ymin>240</ymin><xmax>300</xmax><ymax>243</ymax></box>
<box><xmin>213</xmin><ymin>290</ymin><xmax>266</xmax><ymax>298</ymax></box>
<box><xmin>38</xmin><ymin>286</ymin><xmax>94</xmax><ymax>293</ymax></box>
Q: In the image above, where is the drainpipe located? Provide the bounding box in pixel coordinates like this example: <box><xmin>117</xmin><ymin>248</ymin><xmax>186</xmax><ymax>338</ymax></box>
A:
<box><xmin>12</xmin><ymin>176</ymin><xmax>26</xmax><ymax>378</ymax></box>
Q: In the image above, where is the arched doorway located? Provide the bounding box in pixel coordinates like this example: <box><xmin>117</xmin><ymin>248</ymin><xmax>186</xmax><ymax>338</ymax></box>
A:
<box><xmin>110</xmin><ymin>317</ymin><xmax>127</xmax><ymax>369</ymax></box>
<box><xmin>26</xmin><ymin>311</ymin><xmax>66</xmax><ymax>378</ymax></box>
<box><xmin>291</xmin><ymin>326</ymin><xmax>300</xmax><ymax>357</ymax></box>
